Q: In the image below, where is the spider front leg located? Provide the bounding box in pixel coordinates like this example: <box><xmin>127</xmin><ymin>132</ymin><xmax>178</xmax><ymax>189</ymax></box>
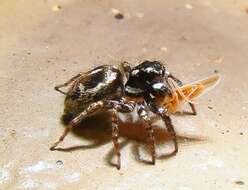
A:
<box><xmin>137</xmin><ymin>103</ymin><xmax>156</xmax><ymax>164</ymax></box>
<box><xmin>54</xmin><ymin>73</ymin><xmax>82</xmax><ymax>95</ymax></box>
<box><xmin>162</xmin><ymin>114</ymin><xmax>178</xmax><ymax>155</ymax></box>
<box><xmin>168</xmin><ymin>73</ymin><xmax>183</xmax><ymax>87</ymax></box>
<box><xmin>156</xmin><ymin>107</ymin><xmax>178</xmax><ymax>155</ymax></box>
<box><xmin>50</xmin><ymin>101</ymin><xmax>104</xmax><ymax>150</ymax></box>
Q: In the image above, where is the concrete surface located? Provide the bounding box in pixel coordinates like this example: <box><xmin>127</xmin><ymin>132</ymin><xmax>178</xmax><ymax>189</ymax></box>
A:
<box><xmin>1</xmin><ymin>0</ymin><xmax>248</xmax><ymax>189</ymax></box>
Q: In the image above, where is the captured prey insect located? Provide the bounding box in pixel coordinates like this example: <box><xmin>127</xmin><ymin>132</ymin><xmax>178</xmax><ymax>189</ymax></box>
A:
<box><xmin>50</xmin><ymin>60</ymin><xmax>220</xmax><ymax>169</ymax></box>
<box><xmin>157</xmin><ymin>74</ymin><xmax>220</xmax><ymax>114</ymax></box>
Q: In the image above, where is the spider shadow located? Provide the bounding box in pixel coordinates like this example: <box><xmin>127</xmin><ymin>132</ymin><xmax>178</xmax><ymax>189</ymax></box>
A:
<box><xmin>54</xmin><ymin>111</ymin><xmax>205</xmax><ymax>168</ymax></box>
<box><xmin>105</xmin><ymin>122</ymin><xmax>205</xmax><ymax>168</ymax></box>
<box><xmin>54</xmin><ymin>111</ymin><xmax>113</xmax><ymax>152</ymax></box>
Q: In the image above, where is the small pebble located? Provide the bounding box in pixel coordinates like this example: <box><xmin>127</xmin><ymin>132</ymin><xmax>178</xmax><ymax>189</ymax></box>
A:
<box><xmin>111</xmin><ymin>8</ymin><xmax>120</xmax><ymax>14</ymax></box>
<box><xmin>208</xmin><ymin>106</ymin><xmax>213</xmax><ymax>110</ymax></box>
<box><xmin>56</xmin><ymin>160</ymin><xmax>63</xmax><ymax>165</ymax></box>
<box><xmin>111</xmin><ymin>8</ymin><xmax>124</xmax><ymax>20</ymax></box>
<box><xmin>52</xmin><ymin>5</ymin><xmax>62</xmax><ymax>12</ymax></box>
<box><xmin>115</xmin><ymin>13</ymin><xmax>124</xmax><ymax>20</ymax></box>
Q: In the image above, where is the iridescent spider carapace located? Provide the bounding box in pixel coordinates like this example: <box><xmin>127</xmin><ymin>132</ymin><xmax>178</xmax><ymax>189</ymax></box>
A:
<box><xmin>50</xmin><ymin>60</ymin><xmax>220</xmax><ymax>169</ymax></box>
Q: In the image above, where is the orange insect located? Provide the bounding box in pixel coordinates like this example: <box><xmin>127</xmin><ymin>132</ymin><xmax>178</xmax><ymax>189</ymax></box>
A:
<box><xmin>156</xmin><ymin>74</ymin><xmax>220</xmax><ymax>114</ymax></box>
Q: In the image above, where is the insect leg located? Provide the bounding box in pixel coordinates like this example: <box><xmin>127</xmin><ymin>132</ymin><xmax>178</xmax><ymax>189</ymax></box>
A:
<box><xmin>189</xmin><ymin>102</ymin><xmax>197</xmax><ymax>115</ymax></box>
<box><xmin>50</xmin><ymin>101</ymin><xmax>104</xmax><ymax>150</ymax></box>
<box><xmin>54</xmin><ymin>73</ymin><xmax>82</xmax><ymax>95</ymax></box>
<box><xmin>137</xmin><ymin>103</ymin><xmax>156</xmax><ymax>164</ymax></box>
<box><xmin>111</xmin><ymin>109</ymin><xmax>121</xmax><ymax>170</ymax></box>
<box><xmin>168</xmin><ymin>74</ymin><xmax>197</xmax><ymax>115</ymax></box>
<box><xmin>168</xmin><ymin>73</ymin><xmax>183</xmax><ymax>87</ymax></box>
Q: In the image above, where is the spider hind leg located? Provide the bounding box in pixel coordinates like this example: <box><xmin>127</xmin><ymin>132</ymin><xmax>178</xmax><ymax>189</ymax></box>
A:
<box><xmin>54</xmin><ymin>73</ymin><xmax>82</xmax><ymax>95</ymax></box>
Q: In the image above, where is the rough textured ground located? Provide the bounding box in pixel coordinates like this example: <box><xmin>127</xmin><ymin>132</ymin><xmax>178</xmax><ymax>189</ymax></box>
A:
<box><xmin>1</xmin><ymin>0</ymin><xmax>248</xmax><ymax>189</ymax></box>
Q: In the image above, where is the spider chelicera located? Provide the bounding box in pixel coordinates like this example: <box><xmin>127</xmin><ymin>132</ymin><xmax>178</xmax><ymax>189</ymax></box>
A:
<box><xmin>50</xmin><ymin>60</ymin><xmax>196</xmax><ymax>169</ymax></box>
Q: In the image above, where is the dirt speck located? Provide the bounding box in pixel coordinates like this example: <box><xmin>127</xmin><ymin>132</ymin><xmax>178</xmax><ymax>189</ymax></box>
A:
<box><xmin>214</xmin><ymin>69</ymin><xmax>219</xmax><ymax>73</ymax></box>
<box><xmin>111</xmin><ymin>8</ymin><xmax>124</xmax><ymax>20</ymax></box>
<box><xmin>208</xmin><ymin>106</ymin><xmax>213</xmax><ymax>110</ymax></box>
<box><xmin>115</xmin><ymin>13</ymin><xmax>124</xmax><ymax>20</ymax></box>
<box><xmin>52</xmin><ymin>5</ymin><xmax>62</xmax><ymax>12</ymax></box>
<box><xmin>239</xmin><ymin>132</ymin><xmax>243</xmax><ymax>136</ymax></box>
<box><xmin>235</xmin><ymin>180</ymin><xmax>244</xmax><ymax>185</ymax></box>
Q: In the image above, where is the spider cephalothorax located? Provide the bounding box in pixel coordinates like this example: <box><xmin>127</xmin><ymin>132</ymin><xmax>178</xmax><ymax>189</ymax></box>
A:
<box><xmin>124</xmin><ymin>61</ymin><xmax>170</xmax><ymax>97</ymax></box>
<box><xmin>50</xmin><ymin>60</ymin><xmax>199</xmax><ymax>169</ymax></box>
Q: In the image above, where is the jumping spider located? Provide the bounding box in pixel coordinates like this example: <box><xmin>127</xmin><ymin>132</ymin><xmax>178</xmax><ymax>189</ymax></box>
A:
<box><xmin>50</xmin><ymin>60</ymin><xmax>197</xmax><ymax>169</ymax></box>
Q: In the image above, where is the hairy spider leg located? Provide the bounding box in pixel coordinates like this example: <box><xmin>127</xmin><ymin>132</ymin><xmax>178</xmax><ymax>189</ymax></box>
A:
<box><xmin>161</xmin><ymin>113</ymin><xmax>178</xmax><ymax>155</ymax></box>
<box><xmin>152</xmin><ymin>105</ymin><xmax>178</xmax><ymax>156</ymax></box>
<box><xmin>137</xmin><ymin>103</ymin><xmax>156</xmax><ymax>164</ymax></box>
<box><xmin>111</xmin><ymin>109</ymin><xmax>121</xmax><ymax>169</ymax></box>
<box><xmin>50</xmin><ymin>99</ymin><xmax>135</xmax><ymax>169</ymax></box>
<box><xmin>50</xmin><ymin>101</ymin><xmax>104</xmax><ymax>150</ymax></box>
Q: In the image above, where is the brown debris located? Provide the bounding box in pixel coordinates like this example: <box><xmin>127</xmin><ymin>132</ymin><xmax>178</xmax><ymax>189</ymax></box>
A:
<box><xmin>235</xmin><ymin>180</ymin><xmax>244</xmax><ymax>185</ymax></box>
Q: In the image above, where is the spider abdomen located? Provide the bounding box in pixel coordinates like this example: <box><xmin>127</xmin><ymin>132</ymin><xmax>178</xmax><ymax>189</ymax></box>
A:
<box><xmin>64</xmin><ymin>65</ymin><xmax>123</xmax><ymax>116</ymax></box>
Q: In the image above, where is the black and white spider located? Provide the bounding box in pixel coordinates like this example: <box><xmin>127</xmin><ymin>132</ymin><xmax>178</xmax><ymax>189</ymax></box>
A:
<box><xmin>50</xmin><ymin>60</ymin><xmax>196</xmax><ymax>169</ymax></box>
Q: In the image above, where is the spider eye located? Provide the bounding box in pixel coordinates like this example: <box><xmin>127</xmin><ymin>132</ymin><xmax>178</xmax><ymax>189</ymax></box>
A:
<box><xmin>150</xmin><ymin>82</ymin><xmax>171</xmax><ymax>96</ymax></box>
